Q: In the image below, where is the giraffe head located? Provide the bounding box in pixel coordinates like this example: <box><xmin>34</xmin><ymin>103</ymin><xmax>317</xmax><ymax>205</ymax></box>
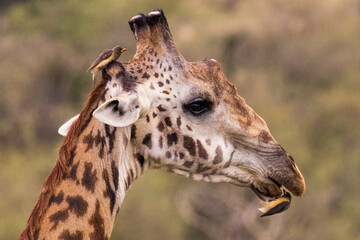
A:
<box><xmin>62</xmin><ymin>10</ymin><xmax>305</xmax><ymax>203</ymax></box>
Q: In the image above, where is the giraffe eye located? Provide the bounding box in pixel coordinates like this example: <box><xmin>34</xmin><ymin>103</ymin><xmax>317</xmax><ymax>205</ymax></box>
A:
<box><xmin>185</xmin><ymin>98</ymin><xmax>212</xmax><ymax>116</ymax></box>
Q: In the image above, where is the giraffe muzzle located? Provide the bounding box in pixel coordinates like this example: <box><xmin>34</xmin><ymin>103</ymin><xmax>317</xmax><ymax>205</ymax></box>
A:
<box><xmin>264</xmin><ymin>147</ymin><xmax>306</xmax><ymax>197</ymax></box>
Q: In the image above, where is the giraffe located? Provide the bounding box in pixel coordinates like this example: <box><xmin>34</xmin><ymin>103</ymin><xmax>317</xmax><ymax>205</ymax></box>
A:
<box><xmin>19</xmin><ymin>10</ymin><xmax>305</xmax><ymax>240</ymax></box>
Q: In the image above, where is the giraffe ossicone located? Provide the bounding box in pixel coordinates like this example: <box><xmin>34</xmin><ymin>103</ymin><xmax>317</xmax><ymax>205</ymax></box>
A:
<box><xmin>20</xmin><ymin>10</ymin><xmax>305</xmax><ymax>240</ymax></box>
<box><xmin>148</xmin><ymin>10</ymin><xmax>162</xmax><ymax>16</ymax></box>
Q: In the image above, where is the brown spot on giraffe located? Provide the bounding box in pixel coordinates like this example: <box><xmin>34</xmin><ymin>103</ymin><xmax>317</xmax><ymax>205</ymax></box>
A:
<box><xmin>197</xmin><ymin>140</ymin><xmax>208</xmax><ymax>160</ymax></box>
<box><xmin>142</xmin><ymin>133</ymin><xmax>153</xmax><ymax>149</ymax></box>
<box><xmin>49</xmin><ymin>210</ymin><xmax>69</xmax><ymax>231</ymax></box>
<box><xmin>176</xmin><ymin>116</ymin><xmax>181</xmax><ymax>128</ymax></box>
<box><xmin>157</xmin><ymin>122</ymin><xmax>165</xmax><ymax>132</ymax></box>
<box><xmin>111</xmin><ymin>160</ymin><xmax>119</xmax><ymax>191</ymax></box>
<box><xmin>66</xmin><ymin>195</ymin><xmax>88</xmax><ymax>217</ymax></box>
<box><xmin>224</xmin><ymin>150</ymin><xmax>235</xmax><ymax>168</ymax></box>
<box><xmin>83</xmin><ymin>130</ymin><xmax>95</xmax><ymax>152</ymax></box>
<box><xmin>69</xmin><ymin>162</ymin><xmax>79</xmax><ymax>181</ymax></box>
<box><xmin>183</xmin><ymin>136</ymin><xmax>196</xmax><ymax>156</ymax></box>
<box><xmin>196</xmin><ymin>163</ymin><xmax>212</xmax><ymax>173</ymax></box>
<box><xmin>131</xmin><ymin>125</ymin><xmax>137</xmax><ymax>139</ymax></box>
<box><xmin>83</xmin><ymin>130</ymin><xmax>106</xmax><ymax>158</ymax></box>
<box><xmin>167</xmin><ymin>133</ymin><xmax>178</xmax><ymax>146</ymax></box>
<box><xmin>102</xmin><ymin>169</ymin><xmax>116</xmax><ymax>214</ymax></box>
<box><xmin>89</xmin><ymin>200</ymin><xmax>106</xmax><ymax>240</ymax></box>
<box><xmin>95</xmin><ymin>130</ymin><xmax>106</xmax><ymax>158</ymax></box>
<box><xmin>157</xmin><ymin>105</ymin><xmax>166</xmax><ymax>112</ymax></box>
<box><xmin>104</xmin><ymin>124</ymin><xmax>116</xmax><ymax>153</ymax></box>
<box><xmin>81</xmin><ymin>162</ymin><xmax>97</xmax><ymax>192</ymax></box>
<box><xmin>48</xmin><ymin>191</ymin><xmax>64</xmax><ymax>207</ymax></box>
<box><xmin>142</xmin><ymin>72</ymin><xmax>150</xmax><ymax>79</ymax></box>
<box><xmin>136</xmin><ymin>153</ymin><xmax>145</xmax><ymax>168</ymax></box>
<box><xmin>213</xmin><ymin>146</ymin><xmax>223</xmax><ymax>164</ymax></box>
<box><xmin>183</xmin><ymin>161</ymin><xmax>194</xmax><ymax>168</ymax></box>
<box><xmin>58</xmin><ymin>229</ymin><xmax>84</xmax><ymax>240</ymax></box>
<box><xmin>164</xmin><ymin>117</ymin><xmax>172</xmax><ymax>127</ymax></box>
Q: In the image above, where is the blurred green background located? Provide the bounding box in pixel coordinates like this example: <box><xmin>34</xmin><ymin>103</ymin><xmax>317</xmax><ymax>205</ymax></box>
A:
<box><xmin>0</xmin><ymin>0</ymin><xmax>359</xmax><ymax>239</ymax></box>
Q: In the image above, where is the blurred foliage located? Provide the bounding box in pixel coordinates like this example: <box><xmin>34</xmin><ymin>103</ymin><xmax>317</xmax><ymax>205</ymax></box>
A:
<box><xmin>0</xmin><ymin>0</ymin><xmax>359</xmax><ymax>239</ymax></box>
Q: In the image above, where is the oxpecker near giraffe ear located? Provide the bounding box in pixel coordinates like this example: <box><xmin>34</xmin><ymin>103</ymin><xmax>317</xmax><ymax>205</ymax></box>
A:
<box><xmin>93</xmin><ymin>94</ymin><xmax>141</xmax><ymax>127</ymax></box>
<box><xmin>58</xmin><ymin>114</ymin><xmax>80</xmax><ymax>136</ymax></box>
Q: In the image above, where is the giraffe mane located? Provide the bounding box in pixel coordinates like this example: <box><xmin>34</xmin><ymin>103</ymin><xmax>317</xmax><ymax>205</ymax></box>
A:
<box><xmin>20</xmin><ymin>80</ymin><xmax>108</xmax><ymax>240</ymax></box>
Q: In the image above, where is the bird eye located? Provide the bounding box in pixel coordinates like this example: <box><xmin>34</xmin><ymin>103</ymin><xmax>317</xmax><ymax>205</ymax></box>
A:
<box><xmin>185</xmin><ymin>98</ymin><xmax>212</xmax><ymax>116</ymax></box>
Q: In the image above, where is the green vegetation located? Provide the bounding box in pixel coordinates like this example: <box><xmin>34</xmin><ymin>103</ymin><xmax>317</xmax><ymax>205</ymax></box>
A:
<box><xmin>0</xmin><ymin>0</ymin><xmax>359</xmax><ymax>239</ymax></box>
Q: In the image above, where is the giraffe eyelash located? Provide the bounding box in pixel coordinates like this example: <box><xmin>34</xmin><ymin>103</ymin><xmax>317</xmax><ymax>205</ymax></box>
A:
<box><xmin>183</xmin><ymin>98</ymin><xmax>213</xmax><ymax>116</ymax></box>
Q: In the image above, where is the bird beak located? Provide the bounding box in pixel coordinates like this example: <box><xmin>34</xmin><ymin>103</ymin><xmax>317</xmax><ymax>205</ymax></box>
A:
<box><xmin>121</xmin><ymin>48</ymin><xmax>127</xmax><ymax>52</ymax></box>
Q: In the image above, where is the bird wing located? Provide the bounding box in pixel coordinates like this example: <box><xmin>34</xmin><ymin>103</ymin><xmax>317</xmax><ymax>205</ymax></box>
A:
<box><xmin>86</xmin><ymin>49</ymin><xmax>113</xmax><ymax>72</ymax></box>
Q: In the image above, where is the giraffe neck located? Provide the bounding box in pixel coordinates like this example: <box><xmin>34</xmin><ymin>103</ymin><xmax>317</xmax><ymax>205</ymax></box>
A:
<box><xmin>19</xmin><ymin>83</ymin><xmax>145</xmax><ymax>240</ymax></box>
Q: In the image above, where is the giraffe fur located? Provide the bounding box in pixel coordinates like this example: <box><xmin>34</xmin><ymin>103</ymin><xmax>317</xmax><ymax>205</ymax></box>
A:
<box><xmin>20</xmin><ymin>10</ymin><xmax>305</xmax><ymax>240</ymax></box>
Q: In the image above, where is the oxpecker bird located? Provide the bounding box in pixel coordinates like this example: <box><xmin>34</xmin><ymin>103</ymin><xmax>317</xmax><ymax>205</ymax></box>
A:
<box><xmin>259</xmin><ymin>190</ymin><xmax>292</xmax><ymax>217</ymax></box>
<box><xmin>87</xmin><ymin>46</ymin><xmax>127</xmax><ymax>88</ymax></box>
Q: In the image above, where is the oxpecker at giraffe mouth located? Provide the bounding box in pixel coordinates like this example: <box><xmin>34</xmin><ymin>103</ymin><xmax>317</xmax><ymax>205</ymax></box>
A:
<box><xmin>229</xmin><ymin>131</ymin><xmax>305</xmax><ymax>200</ymax></box>
<box><xmin>220</xmin><ymin>144</ymin><xmax>304</xmax><ymax>217</ymax></box>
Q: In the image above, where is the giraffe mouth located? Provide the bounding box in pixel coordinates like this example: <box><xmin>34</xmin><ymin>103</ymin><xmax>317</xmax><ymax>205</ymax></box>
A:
<box><xmin>250</xmin><ymin>178</ymin><xmax>284</xmax><ymax>202</ymax></box>
<box><xmin>250</xmin><ymin>178</ymin><xmax>293</xmax><ymax>217</ymax></box>
<box><xmin>217</xmin><ymin>169</ymin><xmax>285</xmax><ymax>201</ymax></box>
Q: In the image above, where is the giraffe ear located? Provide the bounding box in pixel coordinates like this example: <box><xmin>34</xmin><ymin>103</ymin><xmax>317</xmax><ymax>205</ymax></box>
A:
<box><xmin>58</xmin><ymin>114</ymin><xmax>80</xmax><ymax>136</ymax></box>
<box><xmin>93</xmin><ymin>94</ymin><xmax>141</xmax><ymax>127</ymax></box>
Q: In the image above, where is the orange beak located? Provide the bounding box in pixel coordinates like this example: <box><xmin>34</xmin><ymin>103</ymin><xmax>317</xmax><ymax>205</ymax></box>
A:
<box><xmin>121</xmin><ymin>48</ymin><xmax>127</xmax><ymax>52</ymax></box>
